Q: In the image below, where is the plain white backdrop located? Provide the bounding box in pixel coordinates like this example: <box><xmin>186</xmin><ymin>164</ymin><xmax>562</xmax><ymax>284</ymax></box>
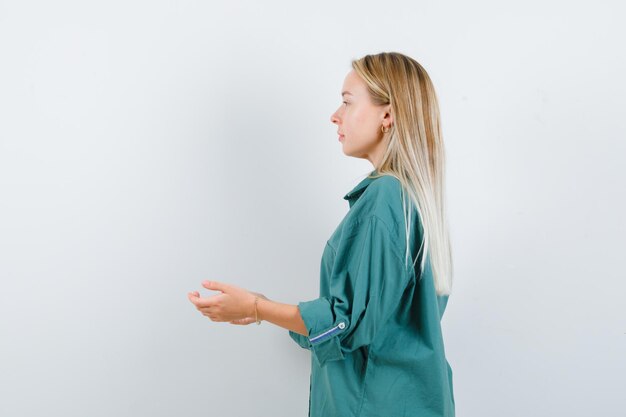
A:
<box><xmin>1</xmin><ymin>1</ymin><xmax>624</xmax><ymax>416</ymax></box>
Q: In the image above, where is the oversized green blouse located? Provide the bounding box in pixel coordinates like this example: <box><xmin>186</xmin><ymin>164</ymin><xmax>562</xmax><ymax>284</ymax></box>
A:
<box><xmin>289</xmin><ymin>170</ymin><xmax>455</xmax><ymax>417</ymax></box>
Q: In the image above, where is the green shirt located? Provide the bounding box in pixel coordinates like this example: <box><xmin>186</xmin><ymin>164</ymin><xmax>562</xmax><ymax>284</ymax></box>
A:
<box><xmin>289</xmin><ymin>170</ymin><xmax>455</xmax><ymax>417</ymax></box>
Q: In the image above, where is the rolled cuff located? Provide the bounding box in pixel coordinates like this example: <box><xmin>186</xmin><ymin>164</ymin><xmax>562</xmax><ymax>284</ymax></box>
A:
<box><xmin>288</xmin><ymin>330</ymin><xmax>310</xmax><ymax>349</ymax></box>
<box><xmin>295</xmin><ymin>297</ymin><xmax>348</xmax><ymax>367</ymax></box>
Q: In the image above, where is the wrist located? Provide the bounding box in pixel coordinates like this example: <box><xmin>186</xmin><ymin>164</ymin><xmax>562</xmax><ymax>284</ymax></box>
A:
<box><xmin>250</xmin><ymin>295</ymin><xmax>258</xmax><ymax>319</ymax></box>
<box><xmin>255</xmin><ymin>297</ymin><xmax>263</xmax><ymax>322</ymax></box>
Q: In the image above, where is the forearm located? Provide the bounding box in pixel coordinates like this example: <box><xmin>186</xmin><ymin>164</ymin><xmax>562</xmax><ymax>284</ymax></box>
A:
<box><xmin>256</xmin><ymin>298</ymin><xmax>308</xmax><ymax>336</ymax></box>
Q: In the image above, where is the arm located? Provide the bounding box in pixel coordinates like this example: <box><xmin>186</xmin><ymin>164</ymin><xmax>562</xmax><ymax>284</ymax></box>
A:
<box><xmin>287</xmin><ymin>216</ymin><xmax>412</xmax><ymax>367</ymax></box>
<box><xmin>256</xmin><ymin>298</ymin><xmax>308</xmax><ymax>336</ymax></box>
<box><xmin>188</xmin><ymin>282</ymin><xmax>309</xmax><ymax>335</ymax></box>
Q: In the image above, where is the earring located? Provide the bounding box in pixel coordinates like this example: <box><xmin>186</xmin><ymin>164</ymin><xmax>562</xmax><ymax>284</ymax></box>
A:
<box><xmin>381</xmin><ymin>124</ymin><xmax>390</xmax><ymax>133</ymax></box>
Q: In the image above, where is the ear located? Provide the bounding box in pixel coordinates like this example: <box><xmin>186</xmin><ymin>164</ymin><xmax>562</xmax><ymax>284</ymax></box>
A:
<box><xmin>382</xmin><ymin>104</ymin><xmax>393</xmax><ymax>124</ymax></box>
<box><xmin>382</xmin><ymin>105</ymin><xmax>393</xmax><ymax>126</ymax></box>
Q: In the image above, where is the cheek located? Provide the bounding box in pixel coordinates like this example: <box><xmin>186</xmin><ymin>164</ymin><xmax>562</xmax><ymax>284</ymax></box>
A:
<box><xmin>345</xmin><ymin>107</ymin><xmax>369</xmax><ymax>134</ymax></box>
<box><xmin>347</xmin><ymin>108</ymin><xmax>378</xmax><ymax>141</ymax></box>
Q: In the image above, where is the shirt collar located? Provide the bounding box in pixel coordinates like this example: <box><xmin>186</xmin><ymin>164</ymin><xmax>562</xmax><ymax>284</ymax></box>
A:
<box><xmin>343</xmin><ymin>169</ymin><xmax>379</xmax><ymax>201</ymax></box>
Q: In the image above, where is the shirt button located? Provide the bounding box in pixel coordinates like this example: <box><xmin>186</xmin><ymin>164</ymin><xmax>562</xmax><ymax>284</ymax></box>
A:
<box><xmin>338</xmin><ymin>322</ymin><xmax>346</xmax><ymax>329</ymax></box>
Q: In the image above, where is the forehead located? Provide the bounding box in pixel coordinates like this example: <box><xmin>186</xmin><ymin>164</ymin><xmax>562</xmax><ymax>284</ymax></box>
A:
<box><xmin>342</xmin><ymin>70</ymin><xmax>365</xmax><ymax>95</ymax></box>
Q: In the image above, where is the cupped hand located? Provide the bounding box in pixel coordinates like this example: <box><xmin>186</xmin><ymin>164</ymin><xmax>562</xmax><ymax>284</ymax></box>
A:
<box><xmin>187</xmin><ymin>281</ymin><xmax>268</xmax><ymax>325</ymax></box>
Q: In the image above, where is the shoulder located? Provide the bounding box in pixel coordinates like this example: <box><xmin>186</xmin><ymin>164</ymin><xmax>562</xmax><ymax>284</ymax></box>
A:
<box><xmin>367</xmin><ymin>174</ymin><xmax>403</xmax><ymax>200</ymax></box>
<box><xmin>349</xmin><ymin>174</ymin><xmax>407</xmax><ymax>232</ymax></box>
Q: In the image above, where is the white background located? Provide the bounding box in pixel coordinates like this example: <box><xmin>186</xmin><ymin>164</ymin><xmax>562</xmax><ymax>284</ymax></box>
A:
<box><xmin>1</xmin><ymin>1</ymin><xmax>624</xmax><ymax>416</ymax></box>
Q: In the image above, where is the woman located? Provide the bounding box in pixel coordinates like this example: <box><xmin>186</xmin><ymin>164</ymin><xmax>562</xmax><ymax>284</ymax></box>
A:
<box><xmin>188</xmin><ymin>51</ymin><xmax>455</xmax><ymax>417</ymax></box>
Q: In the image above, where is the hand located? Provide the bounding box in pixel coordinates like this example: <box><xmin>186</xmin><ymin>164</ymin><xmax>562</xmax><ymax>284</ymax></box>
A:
<box><xmin>187</xmin><ymin>281</ymin><xmax>267</xmax><ymax>325</ymax></box>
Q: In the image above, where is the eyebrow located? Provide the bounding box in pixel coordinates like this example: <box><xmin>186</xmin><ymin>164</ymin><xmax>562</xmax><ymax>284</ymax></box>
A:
<box><xmin>342</xmin><ymin>91</ymin><xmax>353</xmax><ymax>96</ymax></box>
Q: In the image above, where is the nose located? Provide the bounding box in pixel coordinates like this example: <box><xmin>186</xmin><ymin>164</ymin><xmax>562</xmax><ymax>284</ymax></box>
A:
<box><xmin>330</xmin><ymin>110</ymin><xmax>340</xmax><ymax>125</ymax></box>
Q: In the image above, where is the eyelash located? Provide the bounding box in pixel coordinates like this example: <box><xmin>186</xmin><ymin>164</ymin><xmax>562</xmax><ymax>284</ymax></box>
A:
<box><xmin>342</xmin><ymin>101</ymin><xmax>349</xmax><ymax>105</ymax></box>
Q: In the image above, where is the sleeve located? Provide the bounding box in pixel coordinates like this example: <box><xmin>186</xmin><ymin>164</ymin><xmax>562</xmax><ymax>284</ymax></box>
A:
<box><xmin>288</xmin><ymin>215</ymin><xmax>411</xmax><ymax>368</ymax></box>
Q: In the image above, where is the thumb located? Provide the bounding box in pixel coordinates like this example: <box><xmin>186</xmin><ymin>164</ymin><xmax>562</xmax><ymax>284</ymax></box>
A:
<box><xmin>202</xmin><ymin>280</ymin><xmax>227</xmax><ymax>293</ymax></box>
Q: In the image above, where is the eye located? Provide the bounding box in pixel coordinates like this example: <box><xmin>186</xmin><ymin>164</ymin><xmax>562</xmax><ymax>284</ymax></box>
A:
<box><xmin>342</xmin><ymin>101</ymin><xmax>349</xmax><ymax>105</ymax></box>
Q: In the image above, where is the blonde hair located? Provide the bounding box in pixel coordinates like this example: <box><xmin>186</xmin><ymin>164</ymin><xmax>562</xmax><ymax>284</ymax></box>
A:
<box><xmin>351</xmin><ymin>52</ymin><xmax>454</xmax><ymax>296</ymax></box>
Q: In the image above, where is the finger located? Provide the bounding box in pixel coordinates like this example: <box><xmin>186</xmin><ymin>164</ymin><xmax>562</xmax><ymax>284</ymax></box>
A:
<box><xmin>195</xmin><ymin>294</ymin><xmax>221</xmax><ymax>308</ymax></box>
<box><xmin>199</xmin><ymin>306</ymin><xmax>215</xmax><ymax>315</ymax></box>
<box><xmin>187</xmin><ymin>292</ymin><xmax>199</xmax><ymax>305</ymax></box>
<box><xmin>189</xmin><ymin>292</ymin><xmax>211</xmax><ymax>308</ymax></box>
<box><xmin>202</xmin><ymin>280</ymin><xmax>227</xmax><ymax>293</ymax></box>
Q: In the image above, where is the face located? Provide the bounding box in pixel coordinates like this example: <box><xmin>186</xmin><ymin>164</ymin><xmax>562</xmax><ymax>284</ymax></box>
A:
<box><xmin>330</xmin><ymin>69</ymin><xmax>393</xmax><ymax>167</ymax></box>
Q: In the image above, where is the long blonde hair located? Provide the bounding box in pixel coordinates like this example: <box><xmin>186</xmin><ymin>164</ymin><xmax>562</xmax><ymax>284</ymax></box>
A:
<box><xmin>351</xmin><ymin>52</ymin><xmax>453</xmax><ymax>296</ymax></box>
